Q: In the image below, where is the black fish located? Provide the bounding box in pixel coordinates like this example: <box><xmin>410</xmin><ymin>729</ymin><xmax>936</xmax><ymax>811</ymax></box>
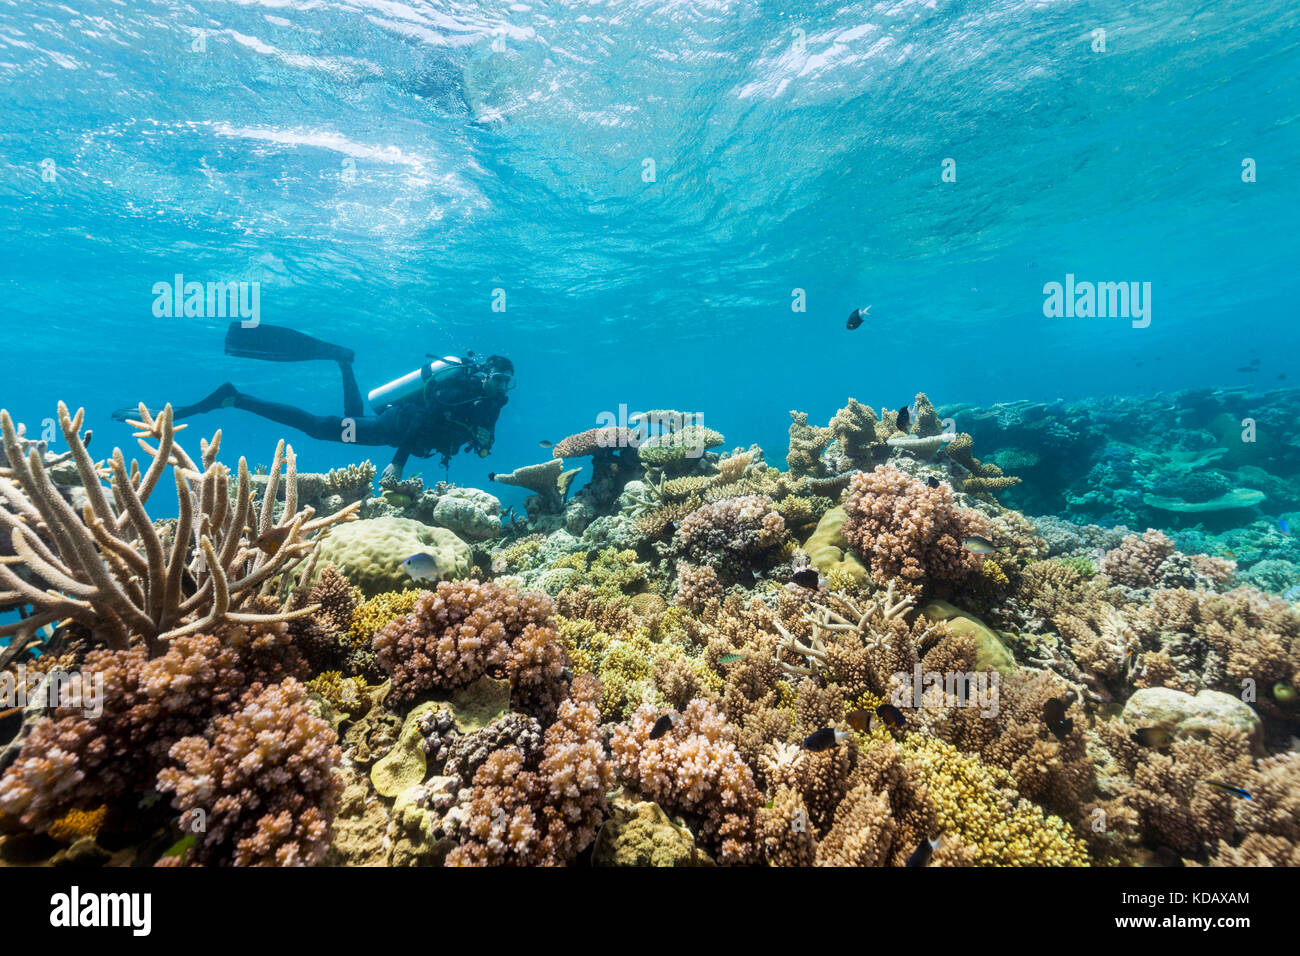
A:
<box><xmin>875</xmin><ymin>703</ymin><xmax>906</xmax><ymax>729</ymax></box>
<box><xmin>846</xmin><ymin>307</ymin><xmax>867</xmax><ymax>330</ymax></box>
<box><xmin>1043</xmin><ymin>697</ymin><xmax>1073</xmax><ymax>741</ymax></box>
<box><xmin>487</xmin><ymin>472</ymin><xmax>496</xmax><ymax>481</ymax></box>
<box><xmin>538</xmin><ymin>440</ymin><xmax>554</xmax><ymax>448</ymax></box>
<box><xmin>1132</xmin><ymin>727</ymin><xmax>1173</xmax><ymax>749</ymax></box>
<box><xmin>648</xmin><ymin>714</ymin><xmax>676</xmax><ymax>740</ymax></box>
<box><xmin>869</xmin><ymin>444</ymin><xmax>890</xmax><ymax>462</ymax></box>
<box><xmin>905</xmin><ymin>833</ymin><xmax>943</xmax><ymax>868</ymax></box>
<box><xmin>663</xmin><ymin>521</ymin><xmax>677</xmax><ymax>538</ymax></box>
<box><xmin>896</xmin><ymin>405</ymin><xmax>910</xmax><ymax>433</ymax></box>
<box><xmin>586</xmin><ymin>549</ymin><xmax>599</xmax><ymax>563</ymax></box>
<box><xmin>926</xmin><ymin>476</ymin><xmax>940</xmax><ymax>489</ymax></box>
<box><xmin>802</xmin><ymin>727</ymin><xmax>849</xmax><ymax>752</ymax></box>
<box><xmin>791</xmin><ymin>568</ymin><xmax>820</xmax><ymax>590</ymax></box>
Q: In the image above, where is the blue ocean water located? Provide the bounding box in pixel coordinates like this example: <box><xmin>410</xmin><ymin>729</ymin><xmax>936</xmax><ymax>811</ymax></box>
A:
<box><xmin>2</xmin><ymin>0</ymin><xmax>1298</xmax><ymax>511</ymax></box>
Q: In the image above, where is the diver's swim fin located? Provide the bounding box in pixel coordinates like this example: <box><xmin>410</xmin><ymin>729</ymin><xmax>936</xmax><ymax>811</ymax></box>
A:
<box><xmin>223</xmin><ymin>322</ymin><xmax>355</xmax><ymax>364</ymax></box>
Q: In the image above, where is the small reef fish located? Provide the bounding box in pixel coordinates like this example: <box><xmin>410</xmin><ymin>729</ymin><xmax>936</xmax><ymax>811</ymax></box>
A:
<box><xmin>538</xmin><ymin>440</ymin><xmax>554</xmax><ymax>448</ymax></box>
<box><xmin>487</xmin><ymin>472</ymin><xmax>496</xmax><ymax>481</ymax></box>
<box><xmin>845</xmin><ymin>709</ymin><xmax>872</xmax><ymax>733</ymax></box>
<box><xmin>895</xmin><ymin>405</ymin><xmax>911</xmax><ymax>433</ymax></box>
<box><xmin>846</xmin><ymin>306</ymin><xmax>868</xmax><ymax>330</ymax></box>
<box><xmin>1042</xmin><ymin>697</ymin><xmax>1073</xmax><ymax>741</ymax></box>
<box><xmin>252</xmin><ymin>527</ymin><xmax>290</xmax><ymax>556</ymax></box>
<box><xmin>802</xmin><ymin>727</ymin><xmax>851</xmax><ymax>752</ymax></box>
<box><xmin>717</xmin><ymin>653</ymin><xmax>745</xmax><ymax>665</ymax></box>
<box><xmin>962</xmin><ymin>536</ymin><xmax>997</xmax><ymax>555</ymax></box>
<box><xmin>402</xmin><ymin>553</ymin><xmax>442</xmax><ymax>584</ymax></box>
<box><xmin>649</xmin><ymin>714</ymin><xmax>676</xmax><ymax>739</ymax></box>
<box><xmin>791</xmin><ymin>568</ymin><xmax>823</xmax><ymax>590</ymax></box>
<box><xmin>1132</xmin><ymin>727</ymin><xmax>1173</xmax><ymax>749</ymax></box>
<box><xmin>875</xmin><ymin>703</ymin><xmax>907</xmax><ymax>729</ymax></box>
<box><xmin>663</xmin><ymin>521</ymin><xmax>678</xmax><ymax>538</ymax></box>
<box><xmin>869</xmin><ymin>444</ymin><xmax>891</xmax><ymax>463</ymax></box>
<box><xmin>1280</xmin><ymin>519</ymin><xmax>1291</xmax><ymax>536</ymax></box>
<box><xmin>926</xmin><ymin>476</ymin><xmax>941</xmax><ymax>489</ymax></box>
<box><xmin>905</xmin><ymin>833</ymin><xmax>944</xmax><ymax>868</ymax></box>
<box><xmin>1205</xmin><ymin>781</ymin><xmax>1253</xmax><ymax>800</ymax></box>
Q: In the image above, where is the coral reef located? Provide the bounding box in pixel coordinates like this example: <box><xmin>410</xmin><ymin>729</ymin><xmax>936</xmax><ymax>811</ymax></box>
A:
<box><xmin>4</xmin><ymin>385</ymin><xmax>1300</xmax><ymax>869</ymax></box>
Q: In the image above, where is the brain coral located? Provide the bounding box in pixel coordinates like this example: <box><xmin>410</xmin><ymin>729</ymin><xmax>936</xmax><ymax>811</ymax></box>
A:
<box><xmin>840</xmin><ymin>465</ymin><xmax>983</xmax><ymax>584</ymax></box>
<box><xmin>311</xmin><ymin>517</ymin><xmax>473</xmax><ymax>597</ymax></box>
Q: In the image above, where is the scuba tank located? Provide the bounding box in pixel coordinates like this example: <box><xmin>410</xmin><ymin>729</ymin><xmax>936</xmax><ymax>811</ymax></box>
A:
<box><xmin>367</xmin><ymin>355</ymin><xmax>466</xmax><ymax>414</ymax></box>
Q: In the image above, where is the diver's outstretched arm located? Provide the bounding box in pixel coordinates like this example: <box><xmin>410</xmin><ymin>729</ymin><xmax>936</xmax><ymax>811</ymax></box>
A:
<box><xmin>381</xmin><ymin>448</ymin><xmax>410</xmax><ymax>484</ymax></box>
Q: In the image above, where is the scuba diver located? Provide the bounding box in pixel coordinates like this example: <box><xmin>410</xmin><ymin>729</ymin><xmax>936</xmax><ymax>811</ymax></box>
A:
<box><xmin>116</xmin><ymin>323</ymin><xmax>514</xmax><ymax>481</ymax></box>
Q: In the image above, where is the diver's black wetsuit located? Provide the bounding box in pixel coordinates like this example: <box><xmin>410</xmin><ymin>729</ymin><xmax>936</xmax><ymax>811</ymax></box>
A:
<box><xmin>170</xmin><ymin>352</ymin><xmax>507</xmax><ymax>478</ymax></box>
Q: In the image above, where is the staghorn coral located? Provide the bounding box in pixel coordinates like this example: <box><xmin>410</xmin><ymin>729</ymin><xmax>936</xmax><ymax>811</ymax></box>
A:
<box><xmin>445</xmin><ymin>675</ymin><xmax>611</xmax><ymax>866</ymax></box>
<box><xmin>715</xmin><ymin>452</ymin><xmax>753</xmax><ymax>485</ymax></box>
<box><xmin>0</xmin><ymin>403</ymin><xmax>358</xmax><ymax>661</ymax></box>
<box><xmin>1096</xmin><ymin>721</ymin><xmax>1251</xmax><ymax>858</ymax></box>
<box><xmin>904</xmin><ymin>733</ymin><xmax>1089</xmax><ymax>866</ymax></box>
<box><xmin>757</xmin><ymin>784</ymin><xmax>816</xmax><ymax>866</ymax></box>
<box><xmin>611</xmin><ymin>698</ymin><xmax>761</xmax><ymax>864</ymax></box>
<box><xmin>840</xmin><ymin>465</ymin><xmax>983</xmax><ymax>586</ymax></box>
<box><xmin>158</xmin><ymin>677</ymin><xmax>342</xmax><ymax>866</ymax></box>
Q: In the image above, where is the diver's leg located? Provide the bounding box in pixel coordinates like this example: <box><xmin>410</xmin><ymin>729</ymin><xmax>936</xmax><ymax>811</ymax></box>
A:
<box><xmin>167</xmin><ymin>383</ymin><xmax>240</xmax><ymax>420</ymax></box>
<box><xmin>230</xmin><ymin>393</ymin><xmax>375</xmax><ymax>444</ymax></box>
<box><xmin>340</xmin><ymin>361</ymin><xmax>364</xmax><ymax>419</ymax></box>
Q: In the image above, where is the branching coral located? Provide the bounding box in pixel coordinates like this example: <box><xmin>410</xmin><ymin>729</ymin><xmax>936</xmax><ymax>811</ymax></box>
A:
<box><xmin>445</xmin><ymin>675</ymin><xmax>611</xmax><ymax>866</ymax></box>
<box><xmin>1100</xmin><ymin>529</ymin><xmax>1177</xmax><ymax>588</ymax></box>
<box><xmin>0</xmin><ymin>619</ymin><xmax>307</xmax><ymax>833</ymax></box>
<box><xmin>0</xmin><ymin>403</ymin><xmax>357</xmax><ymax>660</ymax></box>
<box><xmin>840</xmin><ymin>465</ymin><xmax>984</xmax><ymax>586</ymax></box>
<box><xmin>371</xmin><ymin>580</ymin><xmax>569</xmax><ymax>717</ymax></box>
<box><xmin>674</xmin><ymin>495</ymin><xmax>786</xmax><ymax>577</ymax></box>
<box><xmin>158</xmin><ymin>677</ymin><xmax>342</xmax><ymax>866</ymax></box>
<box><xmin>944</xmin><ymin>432</ymin><xmax>1021</xmax><ymax>494</ymax></box>
<box><xmin>786</xmin><ymin>411</ymin><xmax>832</xmax><ymax>477</ymax></box>
<box><xmin>611</xmin><ymin>698</ymin><xmax>761</xmax><ymax>864</ymax></box>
